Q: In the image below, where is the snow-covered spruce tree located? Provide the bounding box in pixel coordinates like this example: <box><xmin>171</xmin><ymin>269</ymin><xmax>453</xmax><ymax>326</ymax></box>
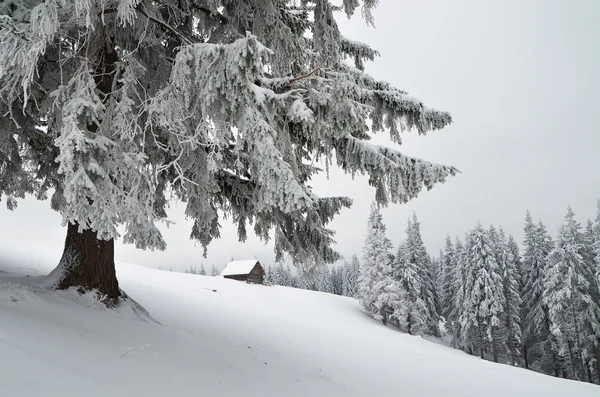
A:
<box><xmin>497</xmin><ymin>228</ymin><xmax>523</xmax><ymax>366</ymax></box>
<box><xmin>266</xmin><ymin>265</ymin><xmax>275</xmax><ymax>285</ymax></box>
<box><xmin>359</xmin><ymin>202</ymin><xmax>401</xmax><ymax>326</ymax></box>
<box><xmin>521</xmin><ymin>212</ymin><xmax>558</xmax><ymax>374</ymax></box>
<box><xmin>199</xmin><ymin>264</ymin><xmax>207</xmax><ymax>276</ymax></box>
<box><xmin>274</xmin><ymin>262</ymin><xmax>289</xmax><ymax>286</ymax></box>
<box><xmin>343</xmin><ymin>254</ymin><xmax>360</xmax><ymax>298</ymax></box>
<box><xmin>285</xmin><ymin>265</ymin><xmax>297</xmax><ymax>288</ymax></box>
<box><xmin>394</xmin><ymin>238</ymin><xmax>427</xmax><ymax>334</ymax></box>
<box><xmin>544</xmin><ymin>207</ymin><xmax>600</xmax><ymax>382</ymax></box>
<box><xmin>404</xmin><ymin>213</ymin><xmax>439</xmax><ymax>335</ymax></box>
<box><xmin>506</xmin><ymin>234</ymin><xmax>523</xmax><ymax>296</ymax></box>
<box><xmin>487</xmin><ymin>224</ymin><xmax>508</xmax><ymax>361</ymax></box>
<box><xmin>440</xmin><ymin>236</ymin><xmax>456</xmax><ymax>322</ymax></box>
<box><xmin>449</xmin><ymin>236</ymin><xmax>468</xmax><ymax>348</ymax></box>
<box><xmin>319</xmin><ymin>264</ymin><xmax>334</xmax><ymax>293</ymax></box>
<box><xmin>429</xmin><ymin>253</ymin><xmax>443</xmax><ymax>319</ymax></box>
<box><xmin>331</xmin><ymin>265</ymin><xmax>344</xmax><ymax>295</ymax></box>
<box><xmin>0</xmin><ymin>1</ymin><xmax>457</xmax><ymax>304</ymax></box>
<box><xmin>210</xmin><ymin>264</ymin><xmax>219</xmax><ymax>276</ymax></box>
<box><xmin>461</xmin><ymin>223</ymin><xmax>505</xmax><ymax>361</ymax></box>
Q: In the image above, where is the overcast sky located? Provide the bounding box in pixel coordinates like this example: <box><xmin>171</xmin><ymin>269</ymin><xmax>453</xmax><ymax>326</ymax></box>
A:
<box><xmin>1</xmin><ymin>0</ymin><xmax>599</xmax><ymax>272</ymax></box>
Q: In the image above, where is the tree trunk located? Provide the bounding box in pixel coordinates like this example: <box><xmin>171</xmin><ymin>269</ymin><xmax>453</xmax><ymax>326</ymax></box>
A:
<box><xmin>51</xmin><ymin>221</ymin><xmax>120</xmax><ymax>304</ymax></box>
<box><xmin>567</xmin><ymin>340</ymin><xmax>576</xmax><ymax>379</ymax></box>
<box><xmin>46</xmin><ymin>32</ymin><xmax>121</xmax><ymax>304</ymax></box>
<box><xmin>523</xmin><ymin>341</ymin><xmax>529</xmax><ymax>369</ymax></box>
<box><xmin>491</xmin><ymin>328</ymin><xmax>498</xmax><ymax>363</ymax></box>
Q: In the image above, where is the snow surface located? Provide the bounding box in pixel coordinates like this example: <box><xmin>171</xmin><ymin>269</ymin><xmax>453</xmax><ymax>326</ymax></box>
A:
<box><xmin>220</xmin><ymin>259</ymin><xmax>261</xmax><ymax>276</ymax></box>
<box><xmin>0</xmin><ymin>240</ymin><xmax>598</xmax><ymax>397</ymax></box>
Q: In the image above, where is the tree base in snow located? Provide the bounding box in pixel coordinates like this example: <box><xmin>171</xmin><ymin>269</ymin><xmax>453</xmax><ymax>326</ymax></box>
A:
<box><xmin>50</xmin><ymin>222</ymin><xmax>121</xmax><ymax>307</ymax></box>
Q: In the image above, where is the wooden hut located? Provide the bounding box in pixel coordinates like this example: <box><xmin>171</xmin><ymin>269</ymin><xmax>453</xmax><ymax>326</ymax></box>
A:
<box><xmin>220</xmin><ymin>260</ymin><xmax>265</xmax><ymax>284</ymax></box>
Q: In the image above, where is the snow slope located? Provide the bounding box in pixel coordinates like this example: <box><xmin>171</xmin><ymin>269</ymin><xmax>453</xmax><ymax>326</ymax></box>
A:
<box><xmin>0</xmin><ymin>240</ymin><xmax>598</xmax><ymax>397</ymax></box>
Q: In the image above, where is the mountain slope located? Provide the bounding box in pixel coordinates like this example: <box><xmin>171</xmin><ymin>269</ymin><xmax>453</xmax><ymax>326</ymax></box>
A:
<box><xmin>0</xmin><ymin>240</ymin><xmax>597</xmax><ymax>396</ymax></box>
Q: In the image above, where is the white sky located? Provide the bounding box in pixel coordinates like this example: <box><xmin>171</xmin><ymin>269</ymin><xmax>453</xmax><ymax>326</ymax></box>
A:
<box><xmin>1</xmin><ymin>0</ymin><xmax>599</xmax><ymax>272</ymax></box>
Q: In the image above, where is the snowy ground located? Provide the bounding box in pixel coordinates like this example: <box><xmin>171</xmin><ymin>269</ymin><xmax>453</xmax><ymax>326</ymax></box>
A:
<box><xmin>0</xmin><ymin>240</ymin><xmax>598</xmax><ymax>397</ymax></box>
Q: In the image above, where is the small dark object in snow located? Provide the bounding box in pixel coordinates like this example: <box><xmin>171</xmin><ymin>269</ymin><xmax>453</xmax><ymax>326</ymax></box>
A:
<box><xmin>10</xmin><ymin>296</ymin><xmax>18</xmax><ymax>302</ymax></box>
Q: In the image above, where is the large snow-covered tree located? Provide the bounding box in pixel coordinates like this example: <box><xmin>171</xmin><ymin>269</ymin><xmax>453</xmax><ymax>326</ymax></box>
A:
<box><xmin>544</xmin><ymin>207</ymin><xmax>600</xmax><ymax>381</ymax></box>
<box><xmin>460</xmin><ymin>222</ymin><xmax>505</xmax><ymax>361</ymax></box>
<box><xmin>521</xmin><ymin>212</ymin><xmax>558</xmax><ymax>373</ymax></box>
<box><xmin>449</xmin><ymin>236</ymin><xmax>467</xmax><ymax>347</ymax></box>
<box><xmin>0</xmin><ymin>1</ymin><xmax>457</xmax><ymax>303</ymax></box>
<box><xmin>358</xmin><ymin>202</ymin><xmax>400</xmax><ymax>325</ymax></box>
<box><xmin>395</xmin><ymin>213</ymin><xmax>439</xmax><ymax>335</ymax></box>
<box><xmin>497</xmin><ymin>228</ymin><xmax>523</xmax><ymax>365</ymax></box>
<box><xmin>440</xmin><ymin>236</ymin><xmax>455</xmax><ymax>321</ymax></box>
<box><xmin>394</xmin><ymin>238</ymin><xmax>428</xmax><ymax>334</ymax></box>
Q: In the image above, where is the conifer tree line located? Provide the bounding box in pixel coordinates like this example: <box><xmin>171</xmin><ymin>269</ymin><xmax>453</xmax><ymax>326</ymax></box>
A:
<box><xmin>357</xmin><ymin>200</ymin><xmax>600</xmax><ymax>385</ymax></box>
<box><xmin>264</xmin><ymin>256</ymin><xmax>360</xmax><ymax>298</ymax></box>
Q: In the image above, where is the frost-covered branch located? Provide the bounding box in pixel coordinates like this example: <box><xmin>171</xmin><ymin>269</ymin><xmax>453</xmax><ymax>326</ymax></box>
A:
<box><xmin>1</xmin><ymin>0</ymin><xmax>458</xmax><ymax>271</ymax></box>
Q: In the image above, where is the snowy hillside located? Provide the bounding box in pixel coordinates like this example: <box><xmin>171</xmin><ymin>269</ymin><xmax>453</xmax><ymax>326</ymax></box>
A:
<box><xmin>0</xmin><ymin>241</ymin><xmax>598</xmax><ymax>397</ymax></box>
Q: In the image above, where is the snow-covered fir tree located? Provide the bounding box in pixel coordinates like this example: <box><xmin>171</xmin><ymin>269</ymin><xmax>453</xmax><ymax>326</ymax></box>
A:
<box><xmin>506</xmin><ymin>234</ymin><xmax>523</xmax><ymax>296</ymax></box>
<box><xmin>199</xmin><ymin>264</ymin><xmax>206</xmax><ymax>276</ymax></box>
<box><xmin>521</xmin><ymin>212</ymin><xmax>558</xmax><ymax>373</ymax></box>
<box><xmin>342</xmin><ymin>255</ymin><xmax>360</xmax><ymax>298</ymax></box>
<box><xmin>394</xmin><ymin>214</ymin><xmax>439</xmax><ymax>335</ymax></box>
<box><xmin>487</xmin><ymin>225</ymin><xmax>510</xmax><ymax>362</ymax></box>
<box><xmin>414</xmin><ymin>214</ymin><xmax>441</xmax><ymax>336</ymax></box>
<box><xmin>266</xmin><ymin>265</ymin><xmax>274</xmax><ymax>285</ymax></box>
<box><xmin>461</xmin><ymin>223</ymin><xmax>505</xmax><ymax>361</ymax></box>
<box><xmin>316</xmin><ymin>264</ymin><xmax>334</xmax><ymax>294</ymax></box>
<box><xmin>286</xmin><ymin>265</ymin><xmax>298</xmax><ymax>288</ymax></box>
<box><xmin>211</xmin><ymin>264</ymin><xmax>219</xmax><ymax>276</ymax></box>
<box><xmin>330</xmin><ymin>266</ymin><xmax>345</xmax><ymax>296</ymax></box>
<box><xmin>273</xmin><ymin>262</ymin><xmax>289</xmax><ymax>286</ymax></box>
<box><xmin>358</xmin><ymin>202</ymin><xmax>400</xmax><ymax>325</ymax></box>
<box><xmin>497</xmin><ymin>228</ymin><xmax>523</xmax><ymax>366</ymax></box>
<box><xmin>449</xmin><ymin>236</ymin><xmax>468</xmax><ymax>347</ymax></box>
<box><xmin>429</xmin><ymin>253</ymin><xmax>444</xmax><ymax>320</ymax></box>
<box><xmin>440</xmin><ymin>237</ymin><xmax>456</xmax><ymax>322</ymax></box>
<box><xmin>394</xmin><ymin>238</ymin><xmax>427</xmax><ymax>335</ymax></box>
<box><xmin>0</xmin><ymin>0</ymin><xmax>457</xmax><ymax>303</ymax></box>
<box><xmin>544</xmin><ymin>207</ymin><xmax>600</xmax><ymax>381</ymax></box>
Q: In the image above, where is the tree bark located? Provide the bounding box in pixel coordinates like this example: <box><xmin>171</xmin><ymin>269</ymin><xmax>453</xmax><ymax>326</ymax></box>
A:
<box><xmin>491</xmin><ymin>328</ymin><xmax>498</xmax><ymax>363</ymax></box>
<box><xmin>52</xmin><ymin>221</ymin><xmax>120</xmax><ymax>305</ymax></box>
<box><xmin>381</xmin><ymin>307</ymin><xmax>388</xmax><ymax>327</ymax></box>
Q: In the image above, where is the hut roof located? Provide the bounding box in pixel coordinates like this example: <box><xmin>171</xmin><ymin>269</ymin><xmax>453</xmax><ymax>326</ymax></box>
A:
<box><xmin>220</xmin><ymin>260</ymin><xmax>262</xmax><ymax>276</ymax></box>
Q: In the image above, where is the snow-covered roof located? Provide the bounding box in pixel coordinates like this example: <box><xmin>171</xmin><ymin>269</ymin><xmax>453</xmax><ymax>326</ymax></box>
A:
<box><xmin>220</xmin><ymin>260</ymin><xmax>261</xmax><ymax>276</ymax></box>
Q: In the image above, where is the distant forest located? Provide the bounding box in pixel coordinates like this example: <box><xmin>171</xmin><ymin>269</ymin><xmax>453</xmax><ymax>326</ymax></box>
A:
<box><xmin>259</xmin><ymin>200</ymin><xmax>600</xmax><ymax>385</ymax></box>
<box><xmin>182</xmin><ymin>199</ymin><xmax>600</xmax><ymax>385</ymax></box>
